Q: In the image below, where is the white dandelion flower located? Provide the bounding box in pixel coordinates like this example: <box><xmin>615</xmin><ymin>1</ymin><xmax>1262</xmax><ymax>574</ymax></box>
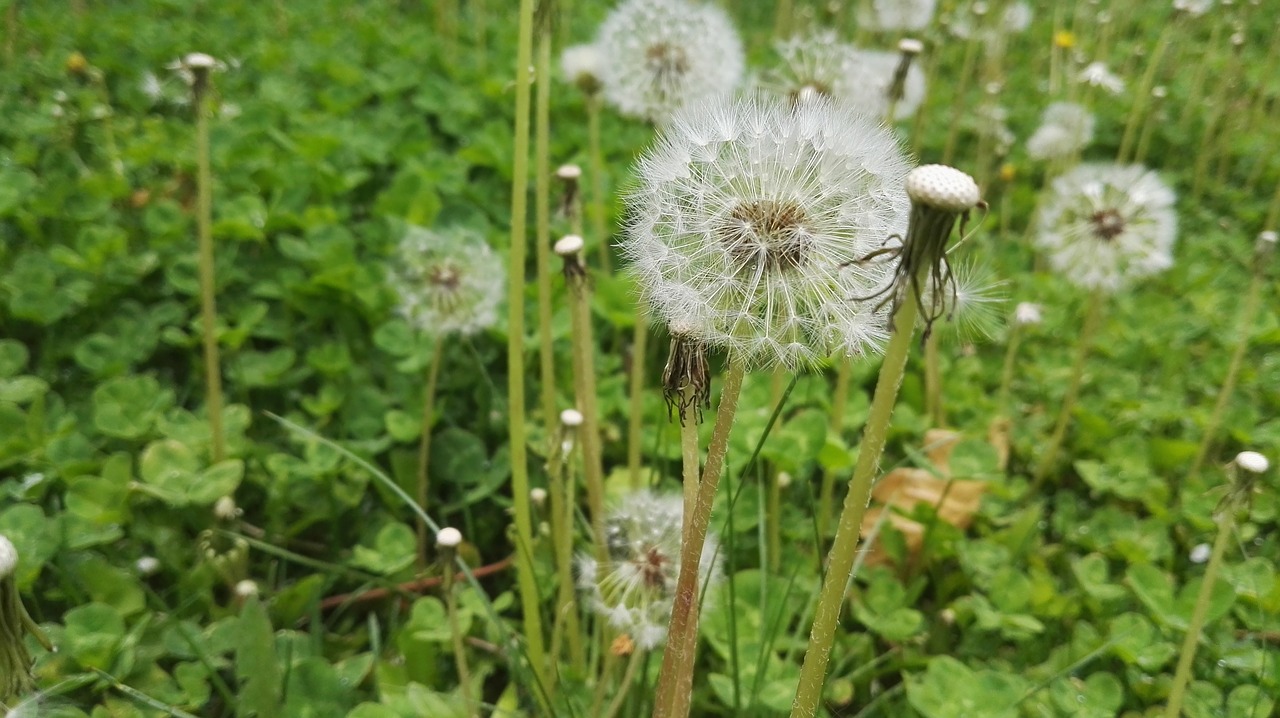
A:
<box><xmin>388</xmin><ymin>225</ymin><xmax>505</xmax><ymax>336</ymax></box>
<box><xmin>621</xmin><ymin>94</ymin><xmax>912</xmax><ymax>369</ymax></box>
<box><xmin>1026</xmin><ymin>102</ymin><xmax>1095</xmax><ymax>161</ymax></box>
<box><xmin>1173</xmin><ymin>0</ymin><xmax>1214</xmax><ymax>16</ymax></box>
<box><xmin>949</xmin><ymin>1</ymin><xmax>1033</xmax><ymax>42</ymax></box>
<box><xmin>845</xmin><ymin>48</ymin><xmax>927</xmax><ymax>120</ymax></box>
<box><xmin>575</xmin><ymin>491</ymin><xmax>722</xmax><ymax>650</ymax></box>
<box><xmin>595</xmin><ymin>0</ymin><xmax>744</xmax><ymax>122</ymax></box>
<box><xmin>860</xmin><ymin>0</ymin><xmax>938</xmax><ymax>31</ymax></box>
<box><xmin>561</xmin><ymin>43</ymin><xmax>603</xmax><ymax>94</ymax></box>
<box><xmin>1036</xmin><ymin>163</ymin><xmax>1177</xmax><ymax>292</ymax></box>
<box><xmin>1078</xmin><ymin>61</ymin><xmax>1125</xmax><ymax>95</ymax></box>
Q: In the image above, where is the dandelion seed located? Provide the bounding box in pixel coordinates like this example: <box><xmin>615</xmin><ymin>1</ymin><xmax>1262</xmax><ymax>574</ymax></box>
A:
<box><xmin>1036</xmin><ymin>163</ymin><xmax>1177</xmax><ymax>292</ymax></box>
<box><xmin>924</xmin><ymin>260</ymin><xmax>1005</xmax><ymax>342</ymax></box>
<box><xmin>1013</xmin><ymin>302</ymin><xmax>1042</xmax><ymax>326</ymax></box>
<box><xmin>388</xmin><ymin>225</ymin><xmax>504</xmax><ymax>336</ymax></box>
<box><xmin>576</xmin><ymin>491</ymin><xmax>721</xmax><ymax>650</ymax></box>
<box><xmin>1026</xmin><ymin>102</ymin><xmax>1095</xmax><ymax>161</ymax></box>
<box><xmin>1078</xmin><ymin>61</ymin><xmax>1125</xmax><ymax>94</ymax></box>
<box><xmin>594</xmin><ymin>0</ymin><xmax>744</xmax><ymax>122</ymax></box>
<box><xmin>860</xmin><ymin>0</ymin><xmax>938</xmax><ymax>32</ymax></box>
<box><xmin>621</xmin><ymin>94</ymin><xmax>912</xmax><ymax>369</ymax></box>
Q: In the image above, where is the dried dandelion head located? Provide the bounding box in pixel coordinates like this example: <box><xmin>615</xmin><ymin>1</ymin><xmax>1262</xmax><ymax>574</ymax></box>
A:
<box><xmin>1036</xmin><ymin>163</ymin><xmax>1177</xmax><ymax>292</ymax></box>
<box><xmin>621</xmin><ymin>94</ymin><xmax>912</xmax><ymax>369</ymax></box>
<box><xmin>595</xmin><ymin>0</ymin><xmax>744</xmax><ymax>122</ymax></box>
<box><xmin>389</xmin><ymin>225</ymin><xmax>505</xmax><ymax>336</ymax></box>
<box><xmin>1026</xmin><ymin>102</ymin><xmax>1095</xmax><ymax>161</ymax></box>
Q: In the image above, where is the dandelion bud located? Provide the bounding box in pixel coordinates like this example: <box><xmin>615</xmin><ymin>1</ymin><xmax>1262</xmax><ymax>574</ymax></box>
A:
<box><xmin>1014</xmin><ymin>302</ymin><xmax>1043</xmax><ymax>326</ymax></box>
<box><xmin>556</xmin><ymin>164</ymin><xmax>582</xmax><ymax>181</ymax></box>
<box><xmin>556</xmin><ymin>234</ymin><xmax>587</xmax><ymax>283</ymax></box>
<box><xmin>898</xmin><ymin>38</ymin><xmax>924</xmax><ymax>56</ymax></box>
<box><xmin>136</xmin><ymin>556</ymin><xmax>161</xmax><ymax>576</ymax></box>
<box><xmin>1234</xmin><ymin>451</ymin><xmax>1269</xmax><ymax>474</ymax></box>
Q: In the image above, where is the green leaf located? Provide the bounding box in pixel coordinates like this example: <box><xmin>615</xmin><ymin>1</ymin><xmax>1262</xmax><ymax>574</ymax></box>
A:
<box><xmin>63</xmin><ymin>602</ymin><xmax>126</xmax><ymax>671</ymax></box>
<box><xmin>235</xmin><ymin>597</ymin><xmax>283</xmax><ymax>718</ymax></box>
<box><xmin>906</xmin><ymin>656</ymin><xmax>1029</xmax><ymax>718</ymax></box>
<box><xmin>92</xmin><ymin>375</ymin><xmax>173</xmax><ymax>439</ymax></box>
<box><xmin>0</xmin><ymin>339</ymin><xmax>28</xmax><ymax>377</ymax></box>
<box><xmin>350</xmin><ymin>522</ymin><xmax>416</xmax><ymax>575</ymax></box>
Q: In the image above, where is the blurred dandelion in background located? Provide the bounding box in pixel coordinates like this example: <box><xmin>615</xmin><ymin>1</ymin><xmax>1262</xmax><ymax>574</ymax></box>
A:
<box><xmin>1036</xmin><ymin>163</ymin><xmax>1177</xmax><ymax>292</ymax></box>
<box><xmin>1027</xmin><ymin>102</ymin><xmax>1095</xmax><ymax>161</ymax></box>
<box><xmin>388</xmin><ymin>225</ymin><xmax>505</xmax><ymax>336</ymax></box>
<box><xmin>860</xmin><ymin>0</ymin><xmax>938</xmax><ymax>32</ymax></box>
<box><xmin>576</xmin><ymin>491</ymin><xmax>721</xmax><ymax>650</ymax></box>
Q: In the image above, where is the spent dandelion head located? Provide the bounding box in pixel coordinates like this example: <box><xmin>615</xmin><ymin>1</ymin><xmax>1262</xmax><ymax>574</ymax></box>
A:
<box><xmin>1036</xmin><ymin>163</ymin><xmax>1177</xmax><ymax>293</ymax></box>
<box><xmin>847</xmin><ymin>48</ymin><xmax>928</xmax><ymax>120</ymax></box>
<box><xmin>595</xmin><ymin>0</ymin><xmax>744</xmax><ymax>122</ymax></box>
<box><xmin>860</xmin><ymin>0</ymin><xmax>938</xmax><ymax>31</ymax></box>
<box><xmin>1026</xmin><ymin>102</ymin><xmax>1095</xmax><ymax>161</ymax></box>
<box><xmin>576</xmin><ymin>491</ymin><xmax>721</xmax><ymax>650</ymax></box>
<box><xmin>621</xmin><ymin>94</ymin><xmax>912</xmax><ymax>370</ymax></box>
<box><xmin>389</xmin><ymin>225</ymin><xmax>504</xmax><ymax>336</ymax></box>
<box><xmin>661</xmin><ymin>323</ymin><xmax>712</xmax><ymax>423</ymax></box>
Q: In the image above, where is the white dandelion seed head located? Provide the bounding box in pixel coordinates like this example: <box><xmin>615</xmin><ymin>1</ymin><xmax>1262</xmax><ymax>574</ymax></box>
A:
<box><xmin>1078</xmin><ymin>61</ymin><xmax>1125</xmax><ymax>95</ymax></box>
<box><xmin>860</xmin><ymin>0</ymin><xmax>938</xmax><ymax>31</ymax></box>
<box><xmin>846</xmin><ymin>49</ymin><xmax>927</xmax><ymax>120</ymax></box>
<box><xmin>1173</xmin><ymin>0</ymin><xmax>1214</xmax><ymax>15</ymax></box>
<box><xmin>1036</xmin><ymin>163</ymin><xmax>1177</xmax><ymax>293</ymax></box>
<box><xmin>560</xmin><ymin>408</ymin><xmax>584</xmax><ymax>427</ymax></box>
<box><xmin>0</xmin><ymin>534</ymin><xmax>16</xmax><ymax>578</ymax></box>
<box><xmin>576</xmin><ymin>491</ymin><xmax>722</xmax><ymax>650</ymax></box>
<box><xmin>905</xmin><ymin>164</ymin><xmax>981</xmax><ymax>212</ymax></box>
<box><xmin>1026</xmin><ymin>102</ymin><xmax>1095</xmax><ymax>161</ymax></box>
<box><xmin>213</xmin><ymin>495</ymin><xmax>240</xmax><ymax>521</ymax></box>
<box><xmin>561</xmin><ymin>43</ymin><xmax>604</xmax><ymax>90</ymax></box>
<box><xmin>595</xmin><ymin>0</ymin><xmax>744</xmax><ymax>122</ymax></box>
<box><xmin>1234</xmin><ymin>451</ymin><xmax>1269</xmax><ymax>474</ymax></box>
<box><xmin>388</xmin><ymin>225</ymin><xmax>504</xmax><ymax>337</ymax></box>
<box><xmin>949</xmin><ymin>1</ymin><xmax>1033</xmax><ymax>41</ymax></box>
<box><xmin>763</xmin><ymin>35</ymin><xmax>925</xmax><ymax>120</ymax></box>
<box><xmin>621</xmin><ymin>94</ymin><xmax>912</xmax><ymax>370</ymax></box>
<box><xmin>1013</xmin><ymin>301</ymin><xmax>1042</xmax><ymax>326</ymax></box>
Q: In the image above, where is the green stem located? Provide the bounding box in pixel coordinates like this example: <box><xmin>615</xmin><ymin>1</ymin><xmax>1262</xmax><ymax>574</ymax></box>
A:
<box><xmin>535</xmin><ymin>25</ymin><xmax>557</xmax><ymax>434</ymax></box>
<box><xmin>506</xmin><ymin>0</ymin><xmax>550</xmax><ymax>692</ymax></box>
<box><xmin>997</xmin><ymin>326</ymin><xmax>1023</xmax><ymax>418</ymax></box>
<box><xmin>924</xmin><ymin>331</ymin><xmax>944</xmax><ymax>428</ymax></box>
<box><xmin>653</xmin><ymin>362</ymin><xmax>747</xmax><ymax>718</ymax></box>
<box><xmin>194</xmin><ymin>77</ymin><xmax>226</xmax><ymax>464</ymax></box>
<box><xmin>604</xmin><ymin>649</ymin><xmax>646</xmax><ymax>718</ymax></box>
<box><xmin>1164</xmin><ymin>503</ymin><xmax>1236</xmax><ymax>718</ymax></box>
<box><xmin>773</xmin><ymin>0</ymin><xmax>793</xmax><ymax>38</ymax></box>
<box><xmin>443</xmin><ymin>569</ymin><xmax>477</xmax><ymax>717</ymax></box>
<box><xmin>628</xmin><ymin>315</ymin><xmax>650</xmax><ymax>488</ymax></box>
<box><xmin>415</xmin><ymin>340</ymin><xmax>445</xmax><ymax>568</ymax></box>
<box><xmin>766</xmin><ymin>367</ymin><xmax>787</xmax><ymax>572</ymax></box>
<box><xmin>567</xmin><ymin>273</ymin><xmax>610</xmax><ymax>566</ymax></box>
<box><xmin>1118</xmin><ymin>18</ymin><xmax>1178</xmax><ymax>164</ymax></box>
<box><xmin>586</xmin><ymin>95</ymin><xmax>610</xmax><ymax>271</ymax></box>
<box><xmin>1185</xmin><ymin>268</ymin><xmax>1264</xmax><ymax>481</ymax></box>
<box><xmin>941</xmin><ymin>37</ymin><xmax>980</xmax><ymax>165</ymax></box>
<box><xmin>817</xmin><ymin>358</ymin><xmax>852</xmax><ymax>542</ymax></box>
<box><xmin>1033</xmin><ymin>293</ymin><xmax>1104</xmax><ymax>485</ymax></box>
<box><xmin>548</xmin><ymin>427</ymin><xmax>586</xmax><ymax>674</ymax></box>
<box><xmin>790</xmin><ymin>291</ymin><xmax>921</xmax><ymax>718</ymax></box>
<box><xmin>680</xmin><ymin>401</ymin><xmax>701</xmax><ymax>536</ymax></box>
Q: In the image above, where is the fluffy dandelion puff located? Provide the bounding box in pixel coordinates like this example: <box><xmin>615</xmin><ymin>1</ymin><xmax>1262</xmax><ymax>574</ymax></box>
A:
<box><xmin>949</xmin><ymin>1</ymin><xmax>1033</xmax><ymax>42</ymax></box>
<box><xmin>621</xmin><ymin>94</ymin><xmax>912</xmax><ymax>369</ymax></box>
<box><xmin>1078</xmin><ymin>61</ymin><xmax>1125</xmax><ymax>95</ymax></box>
<box><xmin>764</xmin><ymin>35</ymin><xmax>926</xmax><ymax>120</ymax></box>
<box><xmin>561</xmin><ymin>43</ymin><xmax>603</xmax><ymax>94</ymax></box>
<box><xmin>847</xmin><ymin>49</ymin><xmax>927</xmax><ymax>120</ymax></box>
<box><xmin>576</xmin><ymin>491</ymin><xmax>722</xmax><ymax>650</ymax></box>
<box><xmin>1013</xmin><ymin>301</ymin><xmax>1042</xmax><ymax>326</ymax></box>
<box><xmin>1026</xmin><ymin>102</ymin><xmax>1095</xmax><ymax>161</ymax></box>
<box><xmin>594</xmin><ymin>0</ymin><xmax>744</xmax><ymax>122</ymax></box>
<box><xmin>1036</xmin><ymin>163</ymin><xmax>1177</xmax><ymax>293</ymax></box>
<box><xmin>388</xmin><ymin>225</ymin><xmax>504</xmax><ymax>336</ymax></box>
<box><xmin>923</xmin><ymin>260</ymin><xmax>1006</xmax><ymax>342</ymax></box>
<box><xmin>860</xmin><ymin>0</ymin><xmax>938</xmax><ymax>31</ymax></box>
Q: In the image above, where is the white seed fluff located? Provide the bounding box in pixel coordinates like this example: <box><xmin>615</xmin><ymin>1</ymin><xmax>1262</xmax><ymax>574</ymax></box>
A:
<box><xmin>1235</xmin><ymin>451</ymin><xmax>1269</xmax><ymax>474</ymax></box>
<box><xmin>764</xmin><ymin>35</ymin><xmax>926</xmax><ymax>120</ymax></box>
<box><xmin>1027</xmin><ymin>102</ymin><xmax>1095</xmax><ymax>161</ymax></box>
<box><xmin>861</xmin><ymin>0</ymin><xmax>938</xmax><ymax>31</ymax></box>
<box><xmin>1078</xmin><ymin>61</ymin><xmax>1125</xmax><ymax>95</ymax></box>
<box><xmin>1036</xmin><ymin>163</ymin><xmax>1177</xmax><ymax>293</ymax></box>
<box><xmin>1014</xmin><ymin>301</ymin><xmax>1043</xmax><ymax>326</ymax></box>
<box><xmin>905</xmin><ymin>164</ymin><xmax>981</xmax><ymax>212</ymax></box>
<box><xmin>621</xmin><ymin>94</ymin><xmax>912</xmax><ymax>369</ymax></box>
<box><xmin>561</xmin><ymin>43</ymin><xmax>603</xmax><ymax>89</ymax></box>
<box><xmin>436</xmin><ymin>527</ymin><xmax>464</xmax><ymax>547</ymax></box>
<box><xmin>389</xmin><ymin>225</ymin><xmax>504</xmax><ymax>337</ymax></box>
<box><xmin>846</xmin><ymin>48</ymin><xmax>928</xmax><ymax>120</ymax></box>
<box><xmin>595</xmin><ymin>0</ymin><xmax>744</xmax><ymax>122</ymax></box>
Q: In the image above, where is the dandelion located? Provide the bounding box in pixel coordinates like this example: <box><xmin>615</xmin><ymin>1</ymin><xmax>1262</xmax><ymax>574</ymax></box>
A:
<box><xmin>594</xmin><ymin>0</ymin><xmax>744</xmax><ymax>122</ymax></box>
<box><xmin>1036</xmin><ymin>163</ymin><xmax>1176</xmax><ymax>293</ymax></box>
<box><xmin>1078</xmin><ymin>61</ymin><xmax>1125</xmax><ymax>95</ymax></box>
<box><xmin>561</xmin><ymin>43</ymin><xmax>603</xmax><ymax>95</ymax></box>
<box><xmin>389</xmin><ymin>225</ymin><xmax>504</xmax><ymax>336</ymax></box>
<box><xmin>2</xmin><ymin>535</ymin><xmax>50</xmax><ymax>701</ymax></box>
<box><xmin>577</xmin><ymin>491</ymin><xmax>721</xmax><ymax>650</ymax></box>
<box><xmin>948</xmin><ymin>1</ymin><xmax>1033</xmax><ymax>42</ymax></box>
<box><xmin>764</xmin><ymin>31</ymin><xmax>858</xmax><ymax>105</ymax></box>
<box><xmin>1172</xmin><ymin>0</ymin><xmax>1214</xmax><ymax>16</ymax></box>
<box><xmin>140</xmin><ymin>71</ymin><xmax>165</xmax><ymax>102</ymax></box>
<box><xmin>1026</xmin><ymin>102</ymin><xmax>1095</xmax><ymax>161</ymax></box>
<box><xmin>860</xmin><ymin>0</ymin><xmax>938</xmax><ymax>32</ymax></box>
<box><xmin>847</xmin><ymin>48</ymin><xmax>927</xmax><ymax>120</ymax></box>
<box><xmin>1013</xmin><ymin>301</ymin><xmax>1042</xmax><ymax>326</ymax></box>
<box><xmin>622</xmin><ymin>94</ymin><xmax>911</xmax><ymax>369</ymax></box>
<box><xmin>924</xmin><ymin>260</ymin><xmax>1005</xmax><ymax>342</ymax></box>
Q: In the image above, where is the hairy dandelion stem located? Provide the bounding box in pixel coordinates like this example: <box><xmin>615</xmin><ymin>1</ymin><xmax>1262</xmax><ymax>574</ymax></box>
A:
<box><xmin>628</xmin><ymin>317</ymin><xmax>649</xmax><ymax>488</ymax></box>
<box><xmin>535</xmin><ymin>24</ymin><xmax>558</xmax><ymax>434</ymax></box>
<box><xmin>791</xmin><ymin>290</ymin><xmax>921</xmax><ymax>718</ymax></box>
<box><xmin>415</xmin><ymin>340</ymin><xmax>444</xmax><ymax>568</ymax></box>
<box><xmin>548</xmin><ymin>429</ymin><xmax>586</xmax><ymax>673</ymax></box>
<box><xmin>507</xmin><ymin>0</ymin><xmax>550</xmax><ymax>690</ymax></box>
<box><xmin>194</xmin><ymin>72</ymin><xmax>226</xmax><ymax>464</ymax></box>
<box><xmin>566</xmin><ymin>270</ymin><xmax>610</xmax><ymax>566</ymax></box>
<box><xmin>653</xmin><ymin>362</ymin><xmax>747</xmax><ymax>718</ymax></box>
<box><xmin>817</xmin><ymin>358</ymin><xmax>853</xmax><ymax>541</ymax></box>
<box><xmin>1033</xmin><ymin>292</ymin><xmax>1104</xmax><ymax>484</ymax></box>
<box><xmin>924</xmin><ymin>331</ymin><xmax>944</xmax><ymax>428</ymax></box>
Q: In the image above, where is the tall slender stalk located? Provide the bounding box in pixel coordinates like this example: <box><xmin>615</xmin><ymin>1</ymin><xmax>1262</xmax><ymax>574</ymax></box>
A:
<box><xmin>627</xmin><ymin>317</ymin><xmax>649</xmax><ymax>487</ymax></box>
<box><xmin>535</xmin><ymin>19</ymin><xmax>558</xmax><ymax>433</ymax></box>
<box><xmin>923</xmin><ymin>331</ymin><xmax>944</xmax><ymax>428</ymax></box>
<box><xmin>817</xmin><ymin>358</ymin><xmax>852</xmax><ymax>542</ymax></box>
<box><xmin>653</xmin><ymin>362</ymin><xmax>747</xmax><ymax>718</ymax></box>
<box><xmin>415</xmin><ymin>341</ymin><xmax>445</xmax><ymax>568</ymax></box>
<box><xmin>548</xmin><ymin>413</ymin><xmax>586</xmax><ymax>673</ymax></box>
<box><xmin>604</xmin><ymin>648</ymin><xmax>646</xmax><ymax>718</ymax></box>
<box><xmin>587</xmin><ymin>96</ymin><xmax>611</xmax><ymax>271</ymax></box>
<box><xmin>193</xmin><ymin>63</ymin><xmax>226</xmax><ymax>464</ymax></box>
<box><xmin>440</xmin><ymin>537</ymin><xmax>477</xmax><ymax>718</ymax></box>
<box><xmin>506</xmin><ymin>0</ymin><xmax>550</xmax><ymax>690</ymax></box>
<box><xmin>996</xmin><ymin>324</ymin><xmax>1023</xmax><ymax>417</ymax></box>
<box><xmin>1033</xmin><ymin>292</ymin><xmax>1104</xmax><ymax>484</ymax></box>
<box><xmin>941</xmin><ymin>36</ymin><xmax>980</xmax><ymax>164</ymax></box>
<box><xmin>1117</xmin><ymin>17</ymin><xmax>1178</xmax><ymax>164</ymax></box>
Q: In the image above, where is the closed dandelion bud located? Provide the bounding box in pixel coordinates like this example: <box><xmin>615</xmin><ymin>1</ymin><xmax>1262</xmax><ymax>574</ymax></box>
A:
<box><xmin>1035</xmin><ymin>163</ymin><xmax>1177</xmax><ymax>293</ymax></box>
<box><xmin>556</xmin><ymin>164</ymin><xmax>582</xmax><ymax>220</ymax></box>
<box><xmin>389</xmin><ymin>225</ymin><xmax>505</xmax><ymax>336</ymax></box>
<box><xmin>595</xmin><ymin>0</ymin><xmax>744</xmax><ymax>122</ymax></box>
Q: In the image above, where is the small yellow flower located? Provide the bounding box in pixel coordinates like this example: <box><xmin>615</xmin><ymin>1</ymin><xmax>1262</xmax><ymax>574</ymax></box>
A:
<box><xmin>66</xmin><ymin>51</ymin><xmax>88</xmax><ymax>74</ymax></box>
<box><xmin>999</xmin><ymin>163</ymin><xmax>1017</xmax><ymax>183</ymax></box>
<box><xmin>1053</xmin><ymin>31</ymin><xmax>1075</xmax><ymax>49</ymax></box>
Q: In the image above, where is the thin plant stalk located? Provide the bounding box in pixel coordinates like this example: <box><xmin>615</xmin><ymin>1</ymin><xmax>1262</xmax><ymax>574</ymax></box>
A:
<box><xmin>535</xmin><ymin>23</ymin><xmax>558</xmax><ymax>432</ymax></box>
<box><xmin>506</xmin><ymin>0</ymin><xmax>550</xmax><ymax>689</ymax></box>
<box><xmin>587</xmin><ymin>95</ymin><xmax>611</xmax><ymax>271</ymax></box>
<box><xmin>627</xmin><ymin>317</ymin><xmax>649</xmax><ymax>488</ymax></box>
<box><xmin>603</xmin><ymin>649</ymin><xmax>646</xmax><ymax>718</ymax></box>
<box><xmin>996</xmin><ymin>324</ymin><xmax>1023</xmax><ymax>417</ymax></box>
<box><xmin>941</xmin><ymin>36</ymin><xmax>981</xmax><ymax>164</ymax></box>
<box><xmin>442</xmin><ymin>565</ymin><xmax>477</xmax><ymax>717</ymax></box>
<box><xmin>193</xmin><ymin>69</ymin><xmax>226</xmax><ymax>464</ymax></box>
<box><xmin>653</xmin><ymin>362</ymin><xmax>747</xmax><ymax>718</ymax></box>
<box><xmin>1033</xmin><ymin>292</ymin><xmax>1104</xmax><ymax>484</ymax></box>
<box><xmin>817</xmin><ymin>358</ymin><xmax>852</xmax><ymax>541</ymax></box>
<box><xmin>773</xmin><ymin>0</ymin><xmax>793</xmax><ymax>38</ymax></box>
<box><xmin>790</xmin><ymin>290</ymin><xmax>921</xmax><ymax>718</ymax></box>
<box><xmin>415</xmin><ymin>340</ymin><xmax>445</xmax><ymax>568</ymax></box>
<box><xmin>565</xmin><ymin>260</ymin><xmax>610</xmax><ymax>565</ymax></box>
<box><xmin>1117</xmin><ymin>17</ymin><xmax>1178</xmax><ymax>164</ymax></box>
<box><xmin>924</xmin><ymin>331</ymin><xmax>944</xmax><ymax>428</ymax></box>
<box><xmin>765</xmin><ymin>367</ymin><xmax>787</xmax><ymax>571</ymax></box>
<box><xmin>1163</xmin><ymin>499</ymin><xmax>1237</xmax><ymax>718</ymax></box>
<box><xmin>548</xmin><ymin>425</ymin><xmax>586</xmax><ymax>673</ymax></box>
<box><xmin>472</xmin><ymin>0</ymin><xmax>487</xmax><ymax>73</ymax></box>
<box><xmin>1184</xmin><ymin>251</ymin><xmax>1267</xmax><ymax>481</ymax></box>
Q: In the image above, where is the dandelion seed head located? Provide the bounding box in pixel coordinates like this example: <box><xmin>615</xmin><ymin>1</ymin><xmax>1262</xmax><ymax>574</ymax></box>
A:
<box><xmin>621</xmin><ymin>94</ymin><xmax>911</xmax><ymax>369</ymax></box>
<box><xmin>861</xmin><ymin>0</ymin><xmax>938</xmax><ymax>31</ymax></box>
<box><xmin>389</xmin><ymin>225</ymin><xmax>504</xmax><ymax>336</ymax></box>
<box><xmin>1026</xmin><ymin>102</ymin><xmax>1095</xmax><ymax>161</ymax></box>
<box><xmin>561</xmin><ymin>43</ymin><xmax>604</xmax><ymax>93</ymax></box>
<box><xmin>847</xmin><ymin>49</ymin><xmax>927</xmax><ymax>120</ymax></box>
<box><xmin>595</xmin><ymin>0</ymin><xmax>744</xmax><ymax>122</ymax></box>
<box><xmin>1036</xmin><ymin>163</ymin><xmax>1177</xmax><ymax>292</ymax></box>
<box><xmin>436</xmin><ymin>527</ymin><xmax>464</xmax><ymax>548</ymax></box>
<box><xmin>1173</xmin><ymin>0</ymin><xmax>1214</xmax><ymax>16</ymax></box>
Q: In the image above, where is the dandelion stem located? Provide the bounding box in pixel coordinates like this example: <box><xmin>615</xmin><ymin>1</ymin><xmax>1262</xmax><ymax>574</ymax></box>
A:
<box><xmin>415</xmin><ymin>340</ymin><xmax>445</xmax><ymax>568</ymax></box>
<box><xmin>443</xmin><ymin>569</ymin><xmax>478</xmax><ymax>718</ymax></box>
<box><xmin>1033</xmin><ymin>292</ymin><xmax>1104</xmax><ymax>485</ymax></box>
<box><xmin>567</xmin><ymin>271</ymin><xmax>610</xmax><ymax>567</ymax></box>
<box><xmin>548</xmin><ymin>428</ymin><xmax>586</xmax><ymax>673</ymax></box>
<box><xmin>680</xmin><ymin>396</ymin><xmax>700</xmax><ymax>536</ymax></box>
<box><xmin>628</xmin><ymin>316</ymin><xmax>650</xmax><ymax>488</ymax></box>
<box><xmin>535</xmin><ymin>21</ymin><xmax>558</xmax><ymax>434</ymax></box>
<box><xmin>924</xmin><ymin>331</ymin><xmax>944</xmax><ymax>428</ymax></box>
<box><xmin>507</xmin><ymin>0</ymin><xmax>550</xmax><ymax>691</ymax></box>
<box><xmin>194</xmin><ymin>71</ymin><xmax>226</xmax><ymax>464</ymax></box>
<box><xmin>791</xmin><ymin>289</ymin><xmax>921</xmax><ymax>718</ymax></box>
<box><xmin>817</xmin><ymin>358</ymin><xmax>852</xmax><ymax>542</ymax></box>
<box><xmin>766</xmin><ymin>367</ymin><xmax>788</xmax><ymax>572</ymax></box>
<box><xmin>1164</xmin><ymin>499</ymin><xmax>1237</xmax><ymax>718</ymax></box>
<box><xmin>1117</xmin><ymin>17</ymin><xmax>1177</xmax><ymax>164</ymax></box>
<box><xmin>587</xmin><ymin>96</ymin><xmax>611</xmax><ymax>271</ymax></box>
<box><xmin>653</xmin><ymin>361</ymin><xmax>746</xmax><ymax>718</ymax></box>
<box><xmin>996</xmin><ymin>324</ymin><xmax>1023</xmax><ymax>418</ymax></box>
<box><xmin>604</xmin><ymin>648</ymin><xmax>646</xmax><ymax>718</ymax></box>
<box><xmin>941</xmin><ymin>36</ymin><xmax>980</xmax><ymax>165</ymax></box>
<box><xmin>1185</xmin><ymin>259</ymin><xmax>1265</xmax><ymax>481</ymax></box>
